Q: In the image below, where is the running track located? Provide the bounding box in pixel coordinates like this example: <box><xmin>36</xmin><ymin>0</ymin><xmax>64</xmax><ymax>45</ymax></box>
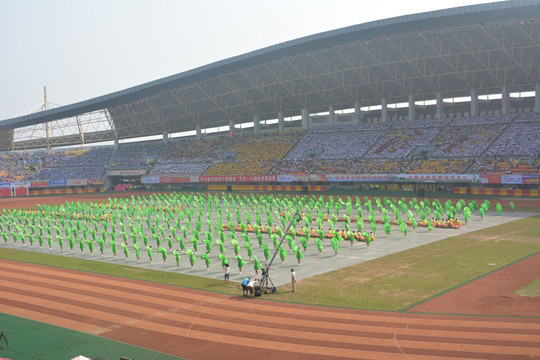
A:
<box><xmin>1</xmin><ymin>259</ymin><xmax>539</xmax><ymax>360</ymax></box>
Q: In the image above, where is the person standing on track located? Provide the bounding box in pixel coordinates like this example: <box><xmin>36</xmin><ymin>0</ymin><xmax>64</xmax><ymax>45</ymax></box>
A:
<box><xmin>291</xmin><ymin>268</ymin><xmax>297</xmax><ymax>292</ymax></box>
<box><xmin>224</xmin><ymin>263</ymin><xmax>230</xmax><ymax>284</ymax></box>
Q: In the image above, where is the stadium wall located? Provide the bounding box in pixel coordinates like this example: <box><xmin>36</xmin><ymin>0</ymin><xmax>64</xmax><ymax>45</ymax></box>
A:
<box><xmin>454</xmin><ymin>187</ymin><xmax>539</xmax><ymax>197</ymax></box>
<box><xmin>30</xmin><ymin>187</ymin><xmax>105</xmax><ymax>196</ymax></box>
<box><xmin>1</xmin><ymin>172</ymin><xmax>538</xmax><ymax>198</ymax></box>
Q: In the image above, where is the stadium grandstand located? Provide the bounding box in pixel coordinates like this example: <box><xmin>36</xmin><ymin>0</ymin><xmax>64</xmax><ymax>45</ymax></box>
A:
<box><xmin>0</xmin><ymin>0</ymin><xmax>539</xmax><ymax>197</ymax></box>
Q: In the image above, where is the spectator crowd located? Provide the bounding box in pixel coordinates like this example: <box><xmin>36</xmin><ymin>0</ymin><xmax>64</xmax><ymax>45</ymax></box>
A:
<box><xmin>1</xmin><ymin>112</ymin><xmax>539</xmax><ymax>181</ymax></box>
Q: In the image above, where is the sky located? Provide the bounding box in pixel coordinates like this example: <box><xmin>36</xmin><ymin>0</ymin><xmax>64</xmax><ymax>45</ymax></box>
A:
<box><xmin>0</xmin><ymin>0</ymin><xmax>496</xmax><ymax>121</ymax></box>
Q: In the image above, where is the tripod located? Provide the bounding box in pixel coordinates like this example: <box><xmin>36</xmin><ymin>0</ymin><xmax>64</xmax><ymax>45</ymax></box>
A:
<box><xmin>0</xmin><ymin>330</ymin><xmax>8</xmax><ymax>349</ymax></box>
<box><xmin>258</xmin><ymin>265</ymin><xmax>275</xmax><ymax>294</ymax></box>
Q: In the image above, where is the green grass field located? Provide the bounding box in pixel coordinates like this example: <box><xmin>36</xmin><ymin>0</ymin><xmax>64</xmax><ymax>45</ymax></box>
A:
<box><xmin>287</xmin><ymin>216</ymin><xmax>540</xmax><ymax>310</ymax></box>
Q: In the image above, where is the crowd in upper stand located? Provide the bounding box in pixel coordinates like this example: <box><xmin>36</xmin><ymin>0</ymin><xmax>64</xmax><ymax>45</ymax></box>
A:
<box><xmin>0</xmin><ymin>153</ymin><xmax>32</xmax><ymax>182</ymax></box>
<box><xmin>363</xmin><ymin>128</ymin><xmax>440</xmax><ymax>159</ymax></box>
<box><xmin>204</xmin><ymin>131</ymin><xmax>302</xmax><ymax>176</ymax></box>
<box><xmin>284</xmin><ymin>127</ymin><xmax>380</xmax><ymax>161</ymax></box>
<box><xmin>485</xmin><ymin>122</ymin><xmax>540</xmax><ymax>157</ymax></box>
<box><xmin>452</xmin><ymin>114</ymin><xmax>514</xmax><ymax>126</ymax></box>
<box><xmin>108</xmin><ymin>142</ymin><xmax>164</xmax><ymax>170</ymax></box>
<box><xmin>385</xmin><ymin>118</ymin><xmax>449</xmax><ymax>129</ymax></box>
<box><xmin>41</xmin><ymin>147</ymin><xmax>113</xmax><ymax>167</ymax></box>
<box><xmin>36</xmin><ymin>166</ymin><xmax>106</xmax><ymax>180</ymax></box>
<box><xmin>431</xmin><ymin>124</ymin><xmax>506</xmax><ymax>158</ymax></box>
<box><xmin>1</xmin><ymin>112</ymin><xmax>539</xmax><ymax>182</ymax></box>
<box><xmin>147</xmin><ymin>137</ymin><xmax>231</xmax><ymax>177</ymax></box>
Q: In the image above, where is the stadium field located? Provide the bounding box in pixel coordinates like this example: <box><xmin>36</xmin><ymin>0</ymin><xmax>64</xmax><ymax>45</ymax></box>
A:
<box><xmin>0</xmin><ymin>190</ymin><xmax>539</xmax><ymax>360</ymax></box>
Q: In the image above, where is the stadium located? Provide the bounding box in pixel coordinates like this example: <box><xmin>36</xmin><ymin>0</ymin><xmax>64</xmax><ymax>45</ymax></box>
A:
<box><xmin>0</xmin><ymin>1</ymin><xmax>539</xmax><ymax>359</ymax></box>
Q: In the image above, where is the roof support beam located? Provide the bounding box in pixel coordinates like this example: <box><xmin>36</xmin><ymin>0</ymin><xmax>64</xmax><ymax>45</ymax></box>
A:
<box><xmin>76</xmin><ymin>115</ymin><xmax>85</xmax><ymax>146</ymax></box>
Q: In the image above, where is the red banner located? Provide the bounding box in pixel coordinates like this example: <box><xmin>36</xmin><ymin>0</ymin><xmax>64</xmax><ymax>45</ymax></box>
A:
<box><xmin>159</xmin><ymin>176</ymin><xmax>190</xmax><ymax>184</ymax></box>
<box><xmin>480</xmin><ymin>174</ymin><xmax>501</xmax><ymax>184</ymax></box>
<box><xmin>199</xmin><ymin>175</ymin><xmax>277</xmax><ymax>183</ymax></box>
<box><xmin>327</xmin><ymin>174</ymin><xmax>388</xmax><ymax>182</ymax></box>
<box><xmin>30</xmin><ymin>181</ymin><xmax>50</xmax><ymax>188</ymax></box>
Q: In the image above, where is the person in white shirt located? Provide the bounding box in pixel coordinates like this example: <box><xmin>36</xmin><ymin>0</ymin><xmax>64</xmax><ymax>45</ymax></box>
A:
<box><xmin>247</xmin><ymin>279</ymin><xmax>258</xmax><ymax>298</ymax></box>
<box><xmin>223</xmin><ymin>263</ymin><xmax>230</xmax><ymax>284</ymax></box>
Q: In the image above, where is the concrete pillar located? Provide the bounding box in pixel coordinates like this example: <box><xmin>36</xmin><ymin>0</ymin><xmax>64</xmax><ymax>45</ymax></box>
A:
<box><xmin>328</xmin><ymin>105</ymin><xmax>335</xmax><ymax>125</ymax></box>
<box><xmin>301</xmin><ymin>108</ymin><xmax>309</xmax><ymax>130</ymax></box>
<box><xmin>470</xmin><ymin>89</ymin><xmax>478</xmax><ymax>117</ymax></box>
<box><xmin>229</xmin><ymin>119</ymin><xmax>235</xmax><ymax>137</ymax></box>
<box><xmin>196</xmin><ymin>125</ymin><xmax>202</xmax><ymax>140</ymax></box>
<box><xmin>535</xmin><ymin>85</ymin><xmax>540</xmax><ymax>113</ymax></box>
<box><xmin>381</xmin><ymin>98</ymin><xmax>387</xmax><ymax>122</ymax></box>
<box><xmin>501</xmin><ymin>87</ymin><xmax>509</xmax><ymax>115</ymax></box>
<box><xmin>253</xmin><ymin>115</ymin><xmax>260</xmax><ymax>134</ymax></box>
<box><xmin>278</xmin><ymin>111</ymin><xmax>284</xmax><ymax>132</ymax></box>
<box><xmin>354</xmin><ymin>102</ymin><xmax>361</xmax><ymax>124</ymax></box>
<box><xmin>436</xmin><ymin>92</ymin><xmax>444</xmax><ymax>120</ymax></box>
<box><xmin>408</xmin><ymin>95</ymin><xmax>415</xmax><ymax>121</ymax></box>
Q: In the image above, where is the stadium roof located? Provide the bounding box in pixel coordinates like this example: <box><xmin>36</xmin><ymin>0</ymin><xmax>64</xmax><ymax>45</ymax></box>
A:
<box><xmin>1</xmin><ymin>0</ymin><xmax>540</xmax><ymax>150</ymax></box>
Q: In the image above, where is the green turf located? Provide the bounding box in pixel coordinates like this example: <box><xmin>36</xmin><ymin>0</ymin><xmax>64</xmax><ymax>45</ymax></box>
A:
<box><xmin>270</xmin><ymin>215</ymin><xmax>540</xmax><ymax>310</ymax></box>
<box><xmin>515</xmin><ymin>278</ymin><xmax>540</xmax><ymax>297</ymax></box>
<box><xmin>0</xmin><ymin>313</ymin><xmax>184</xmax><ymax>360</ymax></box>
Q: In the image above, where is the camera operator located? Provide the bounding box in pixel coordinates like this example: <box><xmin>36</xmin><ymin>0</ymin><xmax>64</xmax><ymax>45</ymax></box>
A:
<box><xmin>241</xmin><ymin>277</ymin><xmax>250</xmax><ymax>296</ymax></box>
<box><xmin>247</xmin><ymin>278</ymin><xmax>259</xmax><ymax>298</ymax></box>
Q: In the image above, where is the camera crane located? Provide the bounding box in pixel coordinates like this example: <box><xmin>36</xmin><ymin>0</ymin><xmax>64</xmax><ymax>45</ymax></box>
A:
<box><xmin>258</xmin><ymin>211</ymin><xmax>300</xmax><ymax>294</ymax></box>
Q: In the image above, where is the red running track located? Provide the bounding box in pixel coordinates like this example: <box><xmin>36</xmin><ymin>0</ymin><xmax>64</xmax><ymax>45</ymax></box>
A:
<box><xmin>1</xmin><ymin>259</ymin><xmax>539</xmax><ymax>360</ymax></box>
